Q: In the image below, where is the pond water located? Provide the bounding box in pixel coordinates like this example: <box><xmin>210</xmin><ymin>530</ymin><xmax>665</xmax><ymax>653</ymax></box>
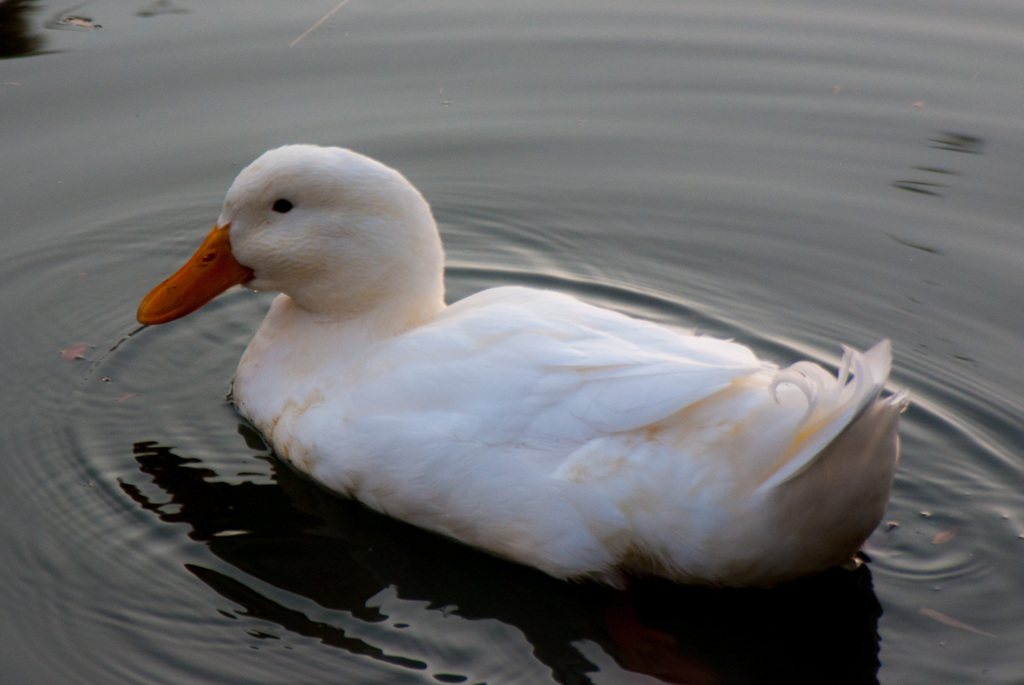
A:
<box><xmin>3</xmin><ymin>1</ymin><xmax>1023</xmax><ymax>683</ymax></box>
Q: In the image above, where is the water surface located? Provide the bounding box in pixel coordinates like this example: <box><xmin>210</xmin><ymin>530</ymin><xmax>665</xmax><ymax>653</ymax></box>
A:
<box><xmin>2</xmin><ymin>1</ymin><xmax>1023</xmax><ymax>683</ymax></box>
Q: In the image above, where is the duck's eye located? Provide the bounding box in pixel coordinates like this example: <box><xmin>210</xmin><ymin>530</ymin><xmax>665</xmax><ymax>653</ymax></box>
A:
<box><xmin>272</xmin><ymin>199</ymin><xmax>294</xmax><ymax>214</ymax></box>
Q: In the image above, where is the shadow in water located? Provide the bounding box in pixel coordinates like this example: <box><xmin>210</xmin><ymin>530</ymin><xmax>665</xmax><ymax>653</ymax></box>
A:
<box><xmin>0</xmin><ymin>0</ymin><xmax>44</xmax><ymax>59</ymax></box>
<box><xmin>123</xmin><ymin>431</ymin><xmax>884</xmax><ymax>685</ymax></box>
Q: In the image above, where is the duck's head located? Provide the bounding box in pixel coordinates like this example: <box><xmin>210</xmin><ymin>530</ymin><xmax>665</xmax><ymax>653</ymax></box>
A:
<box><xmin>137</xmin><ymin>145</ymin><xmax>445</xmax><ymax>325</ymax></box>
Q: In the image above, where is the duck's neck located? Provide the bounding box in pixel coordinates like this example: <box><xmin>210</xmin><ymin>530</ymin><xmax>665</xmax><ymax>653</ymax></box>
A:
<box><xmin>232</xmin><ymin>288</ymin><xmax>445</xmax><ymax>434</ymax></box>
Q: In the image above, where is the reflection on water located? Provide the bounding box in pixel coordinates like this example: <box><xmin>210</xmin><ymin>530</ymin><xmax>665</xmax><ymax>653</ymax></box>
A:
<box><xmin>135</xmin><ymin>0</ymin><xmax>188</xmax><ymax>18</ymax></box>
<box><xmin>891</xmin><ymin>131</ymin><xmax>984</xmax><ymax>198</ymax></box>
<box><xmin>125</xmin><ymin>433</ymin><xmax>884</xmax><ymax>684</ymax></box>
<box><xmin>0</xmin><ymin>0</ymin><xmax>45</xmax><ymax>58</ymax></box>
<box><xmin>886</xmin><ymin>234</ymin><xmax>944</xmax><ymax>256</ymax></box>
<box><xmin>0</xmin><ymin>0</ymin><xmax>186</xmax><ymax>61</ymax></box>
<box><xmin>928</xmin><ymin>132</ymin><xmax>983</xmax><ymax>155</ymax></box>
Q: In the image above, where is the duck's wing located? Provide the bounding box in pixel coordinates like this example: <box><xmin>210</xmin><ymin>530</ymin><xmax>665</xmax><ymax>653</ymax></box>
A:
<box><xmin>344</xmin><ymin>287</ymin><xmax>765</xmax><ymax>449</ymax></box>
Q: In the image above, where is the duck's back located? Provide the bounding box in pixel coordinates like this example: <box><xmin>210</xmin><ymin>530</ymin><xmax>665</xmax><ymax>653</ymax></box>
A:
<box><xmin>239</xmin><ymin>286</ymin><xmax>903</xmax><ymax>586</ymax></box>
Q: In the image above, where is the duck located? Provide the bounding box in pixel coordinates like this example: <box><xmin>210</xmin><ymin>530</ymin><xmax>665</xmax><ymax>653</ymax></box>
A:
<box><xmin>137</xmin><ymin>144</ymin><xmax>907</xmax><ymax>587</ymax></box>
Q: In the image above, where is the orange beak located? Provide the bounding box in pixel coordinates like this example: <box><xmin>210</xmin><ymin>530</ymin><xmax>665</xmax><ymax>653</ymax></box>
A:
<box><xmin>137</xmin><ymin>223</ymin><xmax>254</xmax><ymax>325</ymax></box>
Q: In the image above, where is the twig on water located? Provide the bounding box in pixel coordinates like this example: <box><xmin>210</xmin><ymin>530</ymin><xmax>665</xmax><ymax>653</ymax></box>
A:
<box><xmin>290</xmin><ymin>0</ymin><xmax>356</xmax><ymax>48</ymax></box>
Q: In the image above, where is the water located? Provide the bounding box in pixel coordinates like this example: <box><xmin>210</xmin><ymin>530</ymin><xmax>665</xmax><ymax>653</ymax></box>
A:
<box><xmin>2</xmin><ymin>1</ymin><xmax>1023</xmax><ymax>682</ymax></box>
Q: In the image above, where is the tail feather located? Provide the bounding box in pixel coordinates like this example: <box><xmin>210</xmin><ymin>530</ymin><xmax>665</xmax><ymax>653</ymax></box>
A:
<box><xmin>755</xmin><ymin>340</ymin><xmax>899</xmax><ymax>494</ymax></box>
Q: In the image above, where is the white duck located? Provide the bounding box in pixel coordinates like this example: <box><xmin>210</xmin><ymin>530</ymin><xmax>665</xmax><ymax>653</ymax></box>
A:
<box><xmin>138</xmin><ymin>145</ymin><xmax>907</xmax><ymax>587</ymax></box>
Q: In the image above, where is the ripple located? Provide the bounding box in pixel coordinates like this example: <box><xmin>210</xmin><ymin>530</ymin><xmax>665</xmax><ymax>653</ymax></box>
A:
<box><xmin>8</xmin><ymin>180</ymin><xmax>1022</xmax><ymax>685</ymax></box>
<box><xmin>61</xmin><ymin>242</ymin><xmax>1021</xmax><ymax>682</ymax></box>
<box><xmin>4</xmin><ymin>1</ymin><xmax>1024</xmax><ymax>682</ymax></box>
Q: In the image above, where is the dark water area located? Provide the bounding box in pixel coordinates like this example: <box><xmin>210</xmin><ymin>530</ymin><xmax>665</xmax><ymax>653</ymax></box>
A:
<box><xmin>2</xmin><ymin>1</ymin><xmax>1023</xmax><ymax>683</ymax></box>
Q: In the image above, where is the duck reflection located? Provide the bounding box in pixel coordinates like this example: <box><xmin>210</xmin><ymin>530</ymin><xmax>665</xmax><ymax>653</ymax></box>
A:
<box><xmin>124</xmin><ymin>431</ymin><xmax>883</xmax><ymax>685</ymax></box>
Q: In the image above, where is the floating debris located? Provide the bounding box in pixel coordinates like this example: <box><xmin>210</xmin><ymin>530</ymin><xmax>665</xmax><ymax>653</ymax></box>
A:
<box><xmin>290</xmin><ymin>0</ymin><xmax>357</xmax><ymax>47</ymax></box>
<box><xmin>60</xmin><ymin>16</ymin><xmax>101</xmax><ymax>29</ymax></box>
<box><xmin>919</xmin><ymin>608</ymin><xmax>996</xmax><ymax>638</ymax></box>
<box><xmin>61</xmin><ymin>342</ymin><xmax>88</xmax><ymax>361</ymax></box>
